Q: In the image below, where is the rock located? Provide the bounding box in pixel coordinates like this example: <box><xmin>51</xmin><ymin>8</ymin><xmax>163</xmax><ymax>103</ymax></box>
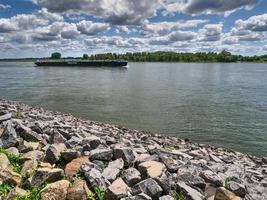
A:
<box><xmin>0</xmin><ymin>113</ymin><xmax>11</xmax><ymax>122</ymax></box>
<box><xmin>200</xmin><ymin>170</ymin><xmax>223</xmax><ymax>187</ymax></box>
<box><xmin>121</xmin><ymin>193</ymin><xmax>152</xmax><ymax>200</ymax></box>
<box><xmin>80</xmin><ymin>162</ymin><xmax>102</xmax><ymax>174</ymax></box>
<box><xmin>102</xmin><ymin>158</ymin><xmax>124</xmax><ymax>182</ymax></box>
<box><xmin>176</xmin><ymin>181</ymin><xmax>205</xmax><ymax>200</ymax></box>
<box><xmin>214</xmin><ymin>187</ymin><xmax>241</xmax><ymax>200</ymax></box>
<box><xmin>177</xmin><ymin>173</ymin><xmax>206</xmax><ymax>190</ymax></box>
<box><xmin>82</xmin><ymin>136</ymin><xmax>101</xmax><ymax>149</ymax></box>
<box><xmin>159</xmin><ymin>195</ymin><xmax>174</xmax><ymax>200</ymax></box>
<box><xmin>154</xmin><ymin>173</ymin><xmax>171</xmax><ymax>194</ymax></box>
<box><xmin>89</xmin><ymin>148</ymin><xmax>113</xmax><ymax>161</ymax></box>
<box><xmin>30</xmin><ymin>168</ymin><xmax>64</xmax><ymax>187</ymax></box>
<box><xmin>45</xmin><ymin>143</ymin><xmax>66</xmax><ymax>164</ymax></box>
<box><xmin>209</xmin><ymin>154</ymin><xmax>223</xmax><ymax>163</ymax></box>
<box><xmin>0</xmin><ymin>121</ymin><xmax>19</xmax><ymax>148</ymax></box>
<box><xmin>135</xmin><ymin>154</ymin><xmax>159</xmax><ymax>165</ymax></box>
<box><xmin>5</xmin><ymin>186</ymin><xmax>28</xmax><ymax>200</ymax></box>
<box><xmin>6</xmin><ymin>147</ymin><xmax>19</xmax><ymax>156</ymax></box>
<box><xmin>84</xmin><ymin>168</ymin><xmax>107</xmax><ymax>189</ymax></box>
<box><xmin>61</xmin><ymin>149</ymin><xmax>81</xmax><ymax>162</ymax></box>
<box><xmin>40</xmin><ymin>180</ymin><xmax>70</xmax><ymax>200</ymax></box>
<box><xmin>204</xmin><ymin>183</ymin><xmax>217</xmax><ymax>199</ymax></box>
<box><xmin>19</xmin><ymin>141</ymin><xmax>40</xmax><ymax>153</ymax></box>
<box><xmin>67</xmin><ymin>180</ymin><xmax>91</xmax><ymax>200</ymax></box>
<box><xmin>226</xmin><ymin>181</ymin><xmax>246</xmax><ymax>198</ymax></box>
<box><xmin>16</xmin><ymin>123</ymin><xmax>45</xmax><ymax>143</ymax></box>
<box><xmin>114</xmin><ymin>147</ymin><xmax>135</xmax><ymax>166</ymax></box>
<box><xmin>21</xmin><ymin>150</ymin><xmax>44</xmax><ymax>161</ymax></box>
<box><xmin>0</xmin><ymin>168</ymin><xmax>21</xmax><ymax>185</ymax></box>
<box><xmin>132</xmin><ymin>178</ymin><xmax>163</xmax><ymax>200</ymax></box>
<box><xmin>50</xmin><ymin>130</ymin><xmax>67</xmax><ymax>144</ymax></box>
<box><xmin>138</xmin><ymin>161</ymin><xmax>166</xmax><ymax>178</ymax></box>
<box><xmin>0</xmin><ymin>153</ymin><xmax>10</xmax><ymax>169</ymax></box>
<box><xmin>21</xmin><ymin>159</ymin><xmax>38</xmax><ymax>177</ymax></box>
<box><xmin>160</xmin><ymin>155</ymin><xmax>184</xmax><ymax>173</ymax></box>
<box><xmin>122</xmin><ymin>167</ymin><xmax>142</xmax><ymax>186</ymax></box>
<box><xmin>106</xmin><ymin>178</ymin><xmax>132</xmax><ymax>200</ymax></box>
<box><xmin>65</xmin><ymin>136</ymin><xmax>82</xmax><ymax>149</ymax></box>
<box><xmin>64</xmin><ymin>156</ymin><xmax>89</xmax><ymax>181</ymax></box>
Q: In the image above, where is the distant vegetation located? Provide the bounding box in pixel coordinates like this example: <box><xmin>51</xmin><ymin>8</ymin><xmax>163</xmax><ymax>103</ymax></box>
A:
<box><xmin>84</xmin><ymin>50</ymin><xmax>267</xmax><ymax>63</ymax></box>
<box><xmin>51</xmin><ymin>52</ymin><xmax>61</xmax><ymax>59</ymax></box>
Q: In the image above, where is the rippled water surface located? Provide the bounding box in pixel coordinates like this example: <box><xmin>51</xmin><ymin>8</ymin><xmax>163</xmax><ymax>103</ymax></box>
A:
<box><xmin>0</xmin><ymin>62</ymin><xmax>267</xmax><ymax>156</ymax></box>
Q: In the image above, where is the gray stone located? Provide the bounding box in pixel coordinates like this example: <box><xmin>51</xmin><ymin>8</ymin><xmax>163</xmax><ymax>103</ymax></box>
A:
<box><xmin>176</xmin><ymin>181</ymin><xmax>205</xmax><ymax>200</ymax></box>
<box><xmin>45</xmin><ymin>143</ymin><xmax>66</xmax><ymax>164</ymax></box>
<box><xmin>50</xmin><ymin>130</ymin><xmax>67</xmax><ymax>144</ymax></box>
<box><xmin>0</xmin><ymin>153</ymin><xmax>10</xmax><ymax>169</ymax></box>
<box><xmin>106</xmin><ymin>178</ymin><xmax>132</xmax><ymax>200</ymax></box>
<box><xmin>65</xmin><ymin>136</ymin><xmax>82</xmax><ymax>148</ymax></box>
<box><xmin>122</xmin><ymin>167</ymin><xmax>142</xmax><ymax>186</ymax></box>
<box><xmin>200</xmin><ymin>170</ymin><xmax>223</xmax><ymax>187</ymax></box>
<box><xmin>135</xmin><ymin>154</ymin><xmax>159</xmax><ymax>165</ymax></box>
<box><xmin>16</xmin><ymin>123</ymin><xmax>45</xmax><ymax>143</ymax></box>
<box><xmin>30</xmin><ymin>168</ymin><xmax>64</xmax><ymax>187</ymax></box>
<box><xmin>138</xmin><ymin>161</ymin><xmax>166</xmax><ymax>178</ymax></box>
<box><xmin>84</xmin><ymin>168</ymin><xmax>107</xmax><ymax>189</ymax></box>
<box><xmin>102</xmin><ymin>158</ymin><xmax>124</xmax><ymax>182</ymax></box>
<box><xmin>114</xmin><ymin>147</ymin><xmax>135</xmax><ymax>166</ymax></box>
<box><xmin>0</xmin><ymin>113</ymin><xmax>11</xmax><ymax>122</ymax></box>
<box><xmin>89</xmin><ymin>148</ymin><xmax>113</xmax><ymax>161</ymax></box>
<box><xmin>160</xmin><ymin>156</ymin><xmax>184</xmax><ymax>173</ymax></box>
<box><xmin>121</xmin><ymin>193</ymin><xmax>152</xmax><ymax>200</ymax></box>
<box><xmin>226</xmin><ymin>181</ymin><xmax>246</xmax><ymax>198</ymax></box>
<box><xmin>82</xmin><ymin>136</ymin><xmax>101</xmax><ymax>149</ymax></box>
<box><xmin>21</xmin><ymin>159</ymin><xmax>38</xmax><ymax>177</ymax></box>
<box><xmin>177</xmin><ymin>173</ymin><xmax>206</xmax><ymax>190</ymax></box>
<box><xmin>21</xmin><ymin>150</ymin><xmax>44</xmax><ymax>161</ymax></box>
<box><xmin>6</xmin><ymin>147</ymin><xmax>19</xmax><ymax>156</ymax></box>
<box><xmin>61</xmin><ymin>149</ymin><xmax>81</xmax><ymax>162</ymax></box>
<box><xmin>154</xmin><ymin>173</ymin><xmax>172</xmax><ymax>194</ymax></box>
<box><xmin>1</xmin><ymin>121</ymin><xmax>19</xmax><ymax>148</ymax></box>
<box><xmin>132</xmin><ymin>178</ymin><xmax>163</xmax><ymax>200</ymax></box>
<box><xmin>159</xmin><ymin>195</ymin><xmax>174</xmax><ymax>200</ymax></box>
<box><xmin>80</xmin><ymin>162</ymin><xmax>102</xmax><ymax>173</ymax></box>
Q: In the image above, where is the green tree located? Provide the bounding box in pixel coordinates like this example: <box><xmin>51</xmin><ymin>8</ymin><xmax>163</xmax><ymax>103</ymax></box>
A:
<box><xmin>51</xmin><ymin>52</ymin><xmax>61</xmax><ymax>59</ymax></box>
<box><xmin>83</xmin><ymin>54</ymin><xmax>89</xmax><ymax>59</ymax></box>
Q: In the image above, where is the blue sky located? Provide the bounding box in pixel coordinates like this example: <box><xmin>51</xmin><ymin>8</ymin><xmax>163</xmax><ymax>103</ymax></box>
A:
<box><xmin>0</xmin><ymin>0</ymin><xmax>266</xmax><ymax>58</ymax></box>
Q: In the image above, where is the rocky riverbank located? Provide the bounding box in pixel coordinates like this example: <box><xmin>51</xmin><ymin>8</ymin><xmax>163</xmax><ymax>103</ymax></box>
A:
<box><xmin>0</xmin><ymin>99</ymin><xmax>266</xmax><ymax>200</ymax></box>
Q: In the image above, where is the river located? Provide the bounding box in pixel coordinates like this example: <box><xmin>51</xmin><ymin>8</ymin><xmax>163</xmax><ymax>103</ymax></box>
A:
<box><xmin>0</xmin><ymin>62</ymin><xmax>267</xmax><ymax>156</ymax></box>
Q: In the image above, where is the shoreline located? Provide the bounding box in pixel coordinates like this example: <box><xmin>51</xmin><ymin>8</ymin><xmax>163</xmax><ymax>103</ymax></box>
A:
<box><xmin>0</xmin><ymin>99</ymin><xmax>266</xmax><ymax>199</ymax></box>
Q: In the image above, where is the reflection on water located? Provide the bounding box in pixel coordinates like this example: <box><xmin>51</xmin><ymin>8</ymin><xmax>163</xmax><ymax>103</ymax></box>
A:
<box><xmin>0</xmin><ymin>62</ymin><xmax>267</xmax><ymax>156</ymax></box>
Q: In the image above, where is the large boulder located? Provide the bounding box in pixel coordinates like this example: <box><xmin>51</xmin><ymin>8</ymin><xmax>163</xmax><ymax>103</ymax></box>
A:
<box><xmin>84</xmin><ymin>168</ymin><xmax>107</xmax><ymax>189</ymax></box>
<box><xmin>21</xmin><ymin>159</ymin><xmax>38</xmax><ymax>177</ymax></box>
<box><xmin>5</xmin><ymin>187</ymin><xmax>28</xmax><ymax>200</ymax></box>
<box><xmin>30</xmin><ymin>168</ymin><xmax>64</xmax><ymax>187</ymax></box>
<box><xmin>21</xmin><ymin>150</ymin><xmax>44</xmax><ymax>162</ymax></box>
<box><xmin>0</xmin><ymin>121</ymin><xmax>19</xmax><ymax>148</ymax></box>
<box><xmin>102</xmin><ymin>158</ymin><xmax>124</xmax><ymax>182</ymax></box>
<box><xmin>106</xmin><ymin>178</ymin><xmax>132</xmax><ymax>200</ymax></box>
<box><xmin>40</xmin><ymin>180</ymin><xmax>70</xmax><ymax>200</ymax></box>
<box><xmin>67</xmin><ymin>180</ymin><xmax>91</xmax><ymax>200</ymax></box>
<box><xmin>226</xmin><ymin>181</ymin><xmax>246</xmax><ymax>198</ymax></box>
<box><xmin>0</xmin><ymin>153</ymin><xmax>10</xmax><ymax>169</ymax></box>
<box><xmin>200</xmin><ymin>170</ymin><xmax>223</xmax><ymax>187</ymax></box>
<box><xmin>64</xmin><ymin>156</ymin><xmax>89</xmax><ymax>181</ymax></box>
<box><xmin>132</xmin><ymin>178</ymin><xmax>163</xmax><ymax>200</ymax></box>
<box><xmin>214</xmin><ymin>187</ymin><xmax>241</xmax><ymax>200</ymax></box>
<box><xmin>121</xmin><ymin>167</ymin><xmax>142</xmax><ymax>186</ymax></box>
<box><xmin>0</xmin><ymin>168</ymin><xmax>21</xmax><ymax>185</ymax></box>
<box><xmin>89</xmin><ymin>148</ymin><xmax>113</xmax><ymax>161</ymax></box>
<box><xmin>0</xmin><ymin>113</ymin><xmax>11</xmax><ymax>122</ymax></box>
<box><xmin>138</xmin><ymin>161</ymin><xmax>166</xmax><ymax>178</ymax></box>
<box><xmin>45</xmin><ymin>143</ymin><xmax>66</xmax><ymax>164</ymax></box>
<box><xmin>114</xmin><ymin>147</ymin><xmax>135</xmax><ymax>166</ymax></box>
<box><xmin>176</xmin><ymin>181</ymin><xmax>205</xmax><ymax>200</ymax></box>
<box><xmin>16</xmin><ymin>123</ymin><xmax>45</xmax><ymax>144</ymax></box>
<box><xmin>82</xmin><ymin>136</ymin><xmax>101</xmax><ymax>149</ymax></box>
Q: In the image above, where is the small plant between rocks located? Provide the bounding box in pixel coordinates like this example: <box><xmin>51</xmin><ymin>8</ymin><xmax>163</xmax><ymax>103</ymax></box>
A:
<box><xmin>0</xmin><ymin>147</ymin><xmax>23</xmax><ymax>173</ymax></box>
<box><xmin>0</xmin><ymin>183</ymin><xmax>15</xmax><ymax>198</ymax></box>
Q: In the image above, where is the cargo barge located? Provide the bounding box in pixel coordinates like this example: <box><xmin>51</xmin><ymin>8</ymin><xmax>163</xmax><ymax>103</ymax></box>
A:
<box><xmin>35</xmin><ymin>60</ymin><xmax>128</xmax><ymax>67</ymax></box>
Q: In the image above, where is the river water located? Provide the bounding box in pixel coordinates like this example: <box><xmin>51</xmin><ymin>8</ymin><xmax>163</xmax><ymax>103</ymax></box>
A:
<box><xmin>0</xmin><ymin>62</ymin><xmax>267</xmax><ymax>156</ymax></box>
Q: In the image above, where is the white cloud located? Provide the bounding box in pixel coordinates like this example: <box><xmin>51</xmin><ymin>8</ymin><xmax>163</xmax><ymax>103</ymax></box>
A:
<box><xmin>77</xmin><ymin>20</ymin><xmax>110</xmax><ymax>35</ymax></box>
<box><xmin>0</xmin><ymin>4</ymin><xmax>11</xmax><ymax>10</ymax></box>
<box><xmin>235</xmin><ymin>13</ymin><xmax>267</xmax><ymax>32</ymax></box>
<box><xmin>162</xmin><ymin>0</ymin><xmax>259</xmax><ymax>16</ymax></box>
<box><xmin>116</xmin><ymin>26</ymin><xmax>130</xmax><ymax>34</ymax></box>
<box><xmin>199</xmin><ymin>24</ymin><xmax>223</xmax><ymax>41</ymax></box>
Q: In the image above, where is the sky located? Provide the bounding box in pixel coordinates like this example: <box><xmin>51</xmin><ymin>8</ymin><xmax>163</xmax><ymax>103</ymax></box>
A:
<box><xmin>0</xmin><ymin>0</ymin><xmax>267</xmax><ymax>58</ymax></box>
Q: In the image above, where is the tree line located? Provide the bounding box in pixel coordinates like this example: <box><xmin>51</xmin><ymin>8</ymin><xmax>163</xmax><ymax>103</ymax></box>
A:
<box><xmin>51</xmin><ymin>51</ymin><xmax>267</xmax><ymax>62</ymax></box>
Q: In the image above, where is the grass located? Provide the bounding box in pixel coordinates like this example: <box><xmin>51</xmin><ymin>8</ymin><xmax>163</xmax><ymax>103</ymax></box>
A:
<box><xmin>87</xmin><ymin>187</ymin><xmax>106</xmax><ymax>200</ymax></box>
<box><xmin>13</xmin><ymin>183</ymin><xmax>47</xmax><ymax>200</ymax></box>
<box><xmin>224</xmin><ymin>176</ymin><xmax>233</xmax><ymax>188</ymax></box>
<box><xmin>0</xmin><ymin>183</ymin><xmax>15</xmax><ymax>198</ymax></box>
<box><xmin>0</xmin><ymin>148</ymin><xmax>23</xmax><ymax>173</ymax></box>
<box><xmin>75</xmin><ymin>172</ymin><xmax>86</xmax><ymax>180</ymax></box>
<box><xmin>175</xmin><ymin>192</ymin><xmax>186</xmax><ymax>200</ymax></box>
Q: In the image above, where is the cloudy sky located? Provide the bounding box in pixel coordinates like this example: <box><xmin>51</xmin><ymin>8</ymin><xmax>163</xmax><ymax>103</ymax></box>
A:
<box><xmin>0</xmin><ymin>0</ymin><xmax>267</xmax><ymax>58</ymax></box>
